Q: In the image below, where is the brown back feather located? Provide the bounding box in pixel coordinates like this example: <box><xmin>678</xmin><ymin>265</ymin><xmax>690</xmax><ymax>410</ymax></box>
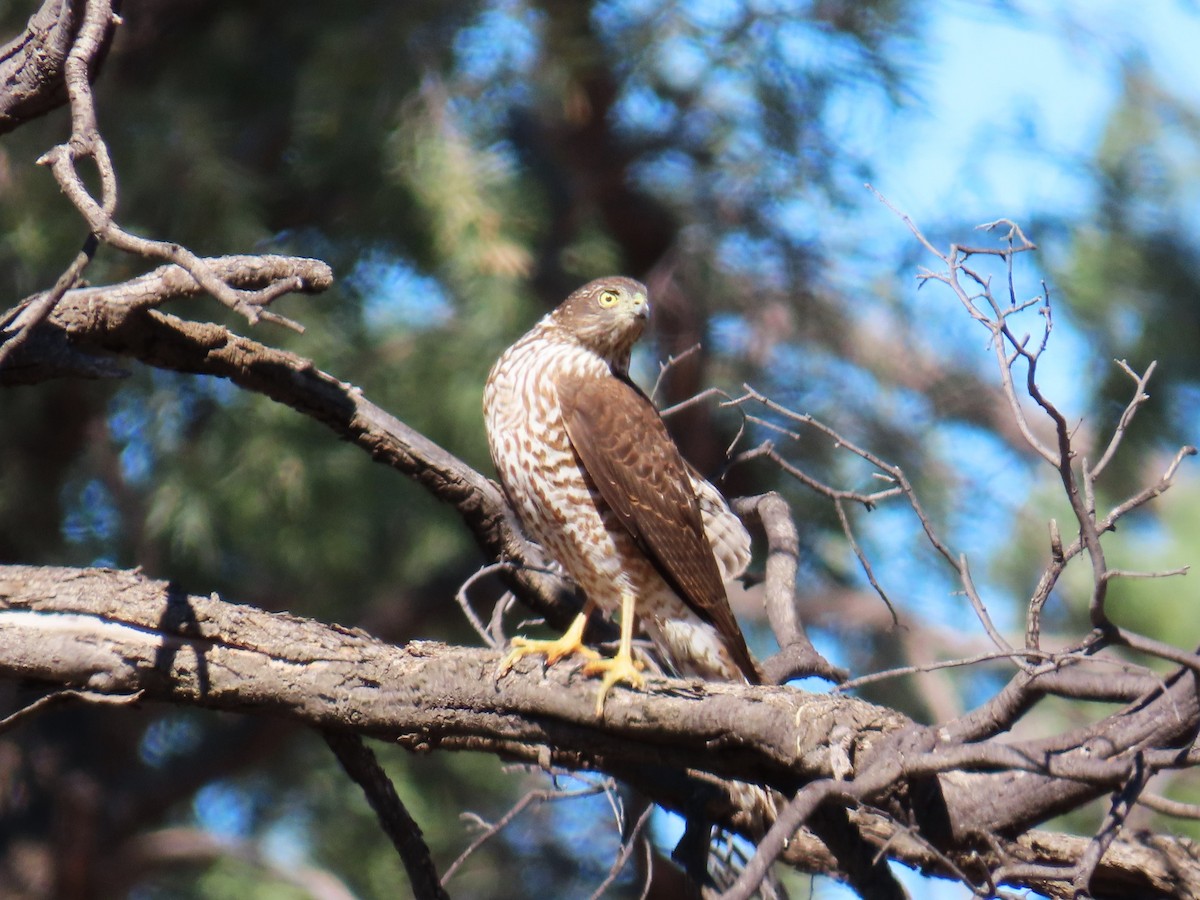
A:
<box><xmin>557</xmin><ymin>371</ymin><xmax>760</xmax><ymax>683</ymax></box>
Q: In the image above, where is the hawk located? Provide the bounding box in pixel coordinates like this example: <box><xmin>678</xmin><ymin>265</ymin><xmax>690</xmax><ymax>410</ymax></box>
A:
<box><xmin>484</xmin><ymin>276</ymin><xmax>760</xmax><ymax>714</ymax></box>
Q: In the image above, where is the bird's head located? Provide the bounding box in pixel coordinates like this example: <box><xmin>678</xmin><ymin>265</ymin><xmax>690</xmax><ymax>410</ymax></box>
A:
<box><xmin>550</xmin><ymin>276</ymin><xmax>650</xmax><ymax>364</ymax></box>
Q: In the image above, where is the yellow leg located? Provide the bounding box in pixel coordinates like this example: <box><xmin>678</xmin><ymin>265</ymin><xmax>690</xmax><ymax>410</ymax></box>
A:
<box><xmin>580</xmin><ymin>591</ymin><xmax>645</xmax><ymax>716</ymax></box>
<box><xmin>498</xmin><ymin>609</ymin><xmax>600</xmax><ymax>676</ymax></box>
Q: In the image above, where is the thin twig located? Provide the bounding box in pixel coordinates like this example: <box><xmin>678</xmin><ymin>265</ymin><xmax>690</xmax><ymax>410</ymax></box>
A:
<box><xmin>1138</xmin><ymin>792</ymin><xmax>1200</xmax><ymax>820</ymax></box>
<box><xmin>836</xmin><ymin>648</ymin><xmax>1051</xmax><ymax>693</ymax></box>
<box><xmin>636</xmin><ymin>830</ymin><xmax>653</xmax><ymax>900</ymax></box>
<box><xmin>586</xmin><ymin>800</ymin><xmax>654</xmax><ymax>900</ymax></box>
<box><xmin>1025</xmin><ymin>518</ymin><xmax>1064</xmax><ymax>651</ymax></box>
<box><xmin>27</xmin><ymin>0</ymin><xmax>308</xmax><ymax>334</ymax></box>
<box><xmin>1101</xmin><ymin>566</ymin><xmax>1191</xmax><ymax>583</ymax></box>
<box><xmin>871</xmin><ymin>810</ymin><xmax>994</xmax><ymax>898</ymax></box>
<box><xmin>442</xmin><ymin>781</ymin><xmax>607</xmax><ymax>886</ymax></box>
<box><xmin>455</xmin><ymin>562</ymin><xmax>512</xmax><ymax>648</ymax></box>
<box><xmin>835</xmin><ymin>497</ymin><xmax>899</xmax><ymax>626</ymax></box>
<box><xmin>1072</xmin><ymin>753</ymin><xmax>1149</xmax><ymax>896</ymax></box>
<box><xmin>0</xmin><ymin>235</ymin><xmax>97</xmax><ymax>369</ymax></box>
<box><xmin>0</xmin><ymin>687</ymin><xmax>142</xmax><ymax>734</ymax></box>
<box><xmin>321</xmin><ymin>730</ymin><xmax>449</xmax><ymax>900</ymax></box>
<box><xmin>487</xmin><ymin>590</ymin><xmax>518</xmax><ymax>647</ymax></box>
<box><xmin>1091</xmin><ymin>359</ymin><xmax>1157</xmax><ymax>481</ymax></box>
<box><xmin>651</xmin><ymin>342</ymin><xmax>702</xmax><ymax>402</ymax></box>
<box><xmin>659</xmin><ymin>385</ymin><xmax>734</xmax><ymax>419</ymax></box>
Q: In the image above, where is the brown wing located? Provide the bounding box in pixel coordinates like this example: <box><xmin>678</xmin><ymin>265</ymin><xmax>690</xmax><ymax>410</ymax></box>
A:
<box><xmin>558</xmin><ymin>372</ymin><xmax>759</xmax><ymax>683</ymax></box>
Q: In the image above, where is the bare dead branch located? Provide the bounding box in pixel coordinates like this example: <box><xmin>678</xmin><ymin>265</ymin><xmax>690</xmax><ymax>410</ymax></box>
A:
<box><xmin>3</xmin><ymin>564</ymin><xmax>1199</xmax><ymax>897</ymax></box>
<box><xmin>454</xmin><ymin>563</ymin><xmax>510</xmax><ymax>648</ymax></box>
<box><xmin>1091</xmin><ymin>359</ymin><xmax>1157</xmax><ymax>481</ymax></box>
<box><xmin>1101</xmin><ymin>444</ymin><xmax>1197</xmax><ymax>526</ymax></box>
<box><xmin>1138</xmin><ymin>792</ymin><xmax>1200</xmax><ymax>820</ymax></box>
<box><xmin>651</xmin><ymin>342</ymin><xmax>702</xmax><ymax>402</ymax></box>
<box><xmin>867</xmin><ymin>184</ymin><xmax>945</xmax><ymax>260</ymax></box>
<box><xmin>442</xmin><ymin>779</ymin><xmax>609</xmax><ymax>887</ymax></box>
<box><xmin>1024</xmin><ymin>445</ymin><xmax>1195</xmax><ymax>663</ymax></box>
<box><xmin>720</xmin><ymin>780</ymin><xmax>837</xmax><ymax>900</ymax></box>
<box><xmin>733</xmin><ymin>387</ymin><xmax>898</xmax><ymax>489</ymax></box>
<box><xmin>321</xmin><ymin>730</ymin><xmax>449</xmax><ymax>900</ymax></box>
<box><xmin>878</xmin><ymin>189</ymin><xmax>1057</xmax><ymax>467</ymax></box>
<box><xmin>0</xmin><ymin>0</ymin><xmax>116</xmax><ymax>135</ymax></box>
<box><xmin>977</xmin><ymin>218</ymin><xmax>1037</xmax><ymax>252</ymax></box>
<box><xmin>0</xmin><ymin>254</ymin><xmax>332</xmax><ymax>386</ymax></box>
<box><xmin>732</xmin><ymin>493</ymin><xmax>846</xmax><ymax>684</ymax></box>
<box><xmin>719</xmin><ymin>776</ymin><xmax>911</xmax><ymax>900</ymax></box>
<box><xmin>724</xmin><ymin>392</ymin><xmax>921</xmax><ymax>632</ymax></box>
<box><xmin>875</xmin><ymin>198</ymin><xmax>1200</xmax><ymax>691</ymax></box>
<box><xmin>37</xmin><ymin>141</ymin><xmax>308</xmax><ymax>331</ymax></box>
<box><xmin>0</xmin><ymin>685</ymin><xmax>142</xmax><ymax>734</ymax></box>
<box><xmin>8</xmin><ymin>0</ymin><xmax>310</xmax><ymax>340</ymax></box>
<box><xmin>8</xmin><ymin>255</ymin><xmax>331</xmax><ymax>323</ymax></box>
<box><xmin>586</xmin><ymin>799</ymin><xmax>654</xmax><ymax>900</ymax></box>
<box><xmin>730</xmin><ymin>435</ymin><xmax>899</xmax><ymax>509</ymax></box>
<box><xmin>731</xmin><ymin>386</ymin><xmax>1017</xmax><ymax>655</ymax></box>
<box><xmin>9</xmin><ymin>275</ymin><xmax>576</xmax><ymax>632</ymax></box>
<box><xmin>1105</xmin><ymin>627</ymin><xmax>1200</xmax><ymax>677</ymax></box>
<box><xmin>836</xmin><ymin>648</ymin><xmax>1049</xmax><ymax>694</ymax></box>
<box><xmin>1072</xmin><ymin>754</ymin><xmax>1150</xmax><ymax>897</ymax></box>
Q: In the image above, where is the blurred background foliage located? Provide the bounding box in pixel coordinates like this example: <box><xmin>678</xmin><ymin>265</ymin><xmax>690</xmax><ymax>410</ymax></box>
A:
<box><xmin>1</xmin><ymin>1</ymin><xmax>1198</xmax><ymax>897</ymax></box>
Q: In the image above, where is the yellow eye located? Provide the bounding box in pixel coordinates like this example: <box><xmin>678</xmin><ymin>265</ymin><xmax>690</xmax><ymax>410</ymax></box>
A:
<box><xmin>598</xmin><ymin>290</ymin><xmax>620</xmax><ymax>308</ymax></box>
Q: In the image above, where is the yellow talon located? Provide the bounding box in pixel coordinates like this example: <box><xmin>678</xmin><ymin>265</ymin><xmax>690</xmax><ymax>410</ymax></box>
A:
<box><xmin>498</xmin><ymin>611</ymin><xmax>598</xmax><ymax>676</ymax></box>
<box><xmin>498</xmin><ymin>593</ymin><xmax>647</xmax><ymax>717</ymax></box>
<box><xmin>581</xmin><ymin>647</ymin><xmax>645</xmax><ymax>716</ymax></box>
<box><xmin>582</xmin><ymin>589</ymin><xmax>644</xmax><ymax>716</ymax></box>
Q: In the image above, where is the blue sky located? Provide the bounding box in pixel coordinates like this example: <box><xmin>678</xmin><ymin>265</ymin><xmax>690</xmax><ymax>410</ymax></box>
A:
<box><xmin>336</xmin><ymin>3</ymin><xmax>1200</xmax><ymax>896</ymax></box>
<box><xmin>172</xmin><ymin>3</ymin><xmax>1200</xmax><ymax>896</ymax></box>
<box><xmin>443</xmin><ymin>3</ymin><xmax>1200</xmax><ymax>896</ymax></box>
<box><xmin>809</xmin><ymin>4</ymin><xmax>1199</xmax><ymax>897</ymax></box>
<box><xmin>877</xmin><ymin>0</ymin><xmax>1200</xmax><ymax>225</ymax></box>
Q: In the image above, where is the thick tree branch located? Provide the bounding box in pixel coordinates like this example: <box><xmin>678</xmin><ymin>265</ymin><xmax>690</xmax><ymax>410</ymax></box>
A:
<box><xmin>0</xmin><ymin>566</ymin><xmax>891</xmax><ymax>792</ymax></box>
<box><xmin>2</xmin><ymin>264</ymin><xmax>579</xmax><ymax>631</ymax></box>
<box><xmin>3</xmin><ymin>564</ymin><xmax>1198</xmax><ymax>898</ymax></box>
<box><xmin>0</xmin><ymin>0</ymin><xmax>115</xmax><ymax>135</ymax></box>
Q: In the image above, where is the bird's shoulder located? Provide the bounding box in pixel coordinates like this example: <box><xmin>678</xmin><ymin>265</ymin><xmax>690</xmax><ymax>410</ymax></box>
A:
<box><xmin>555</xmin><ymin>364</ymin><xmax>657</xmax><ymax>425</ymax></box>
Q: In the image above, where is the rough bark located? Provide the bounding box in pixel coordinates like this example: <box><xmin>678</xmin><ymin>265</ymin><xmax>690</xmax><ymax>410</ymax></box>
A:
<box><xmin>0</xmin><ymin>0</ymin><xmax>97</xmax><ymax>134</ymax></box>
<box><xmin>2</xmin><ymin>564</ymin><xmax>1198</xmax><ymax>898</ymax></box>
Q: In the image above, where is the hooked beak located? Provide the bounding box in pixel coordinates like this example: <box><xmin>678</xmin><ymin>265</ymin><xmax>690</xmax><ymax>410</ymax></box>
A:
<box><xmin>632</xmin><ymin>292</ymin><xmax>650</xmax><ymax>320</ymax></box>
